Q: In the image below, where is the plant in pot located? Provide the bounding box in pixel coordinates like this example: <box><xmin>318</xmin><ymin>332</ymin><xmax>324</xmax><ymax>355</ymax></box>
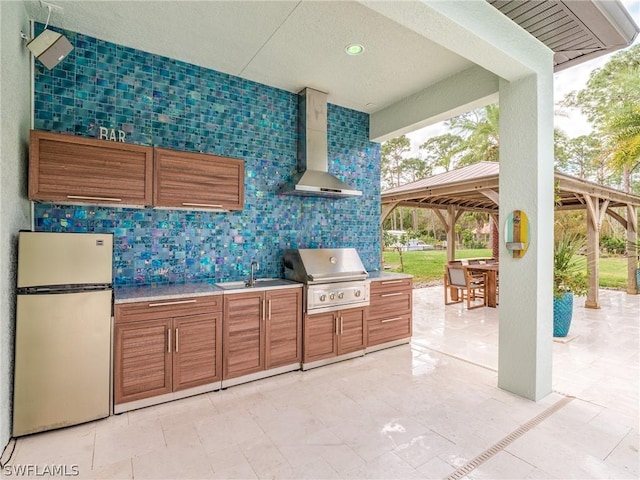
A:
<box><xmin>553</xmin><ymin>234</ymin><xmax>589</xmax><ymax>337</ymax></box>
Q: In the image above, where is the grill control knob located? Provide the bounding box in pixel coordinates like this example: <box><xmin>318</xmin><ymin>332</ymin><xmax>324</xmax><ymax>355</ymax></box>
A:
<box><xmin>354</xmin><ymin>290</ymin><xmax>361</xmax><ymax>298</ymax></box>
<box><xmin>329</xmin><ymin>292</ymin><xmax>335</xmax><ymax>300</ymax></box>
<box><xmin>338</xmin><ymin>292</ymin><xmax>344</xmax><ymax>299</ymax></box>
<box><xmin>319</xmin><ymin>294</ymin><xmax>326</xmax><ymax>302</ymax></box>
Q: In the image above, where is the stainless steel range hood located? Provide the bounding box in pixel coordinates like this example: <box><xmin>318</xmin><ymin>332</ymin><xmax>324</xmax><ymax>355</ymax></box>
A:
<box><xmin>280</xmin><ymin>88</ymin><xmax>362</xmax><ymax>198</ymax></box>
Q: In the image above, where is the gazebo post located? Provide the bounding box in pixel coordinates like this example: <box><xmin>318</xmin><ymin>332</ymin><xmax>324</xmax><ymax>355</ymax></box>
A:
<box><xmin>627</xmin><ymin>204</ymin><xmax>638</xmax><ymax>294</ymax></box>
<box><xmin>434</xmin><ymin>206</ymin><xmax>459</xmax><ymax>262</ymax></box>
<box><xmin>584</xmin><ymin>196</ymin><xmax>609</xmax><ymax>309</ymax></box>
<box><xmin>490</xmin><ymin>213</ymin><xmax>499</xmax><ymax>260</ymax></box>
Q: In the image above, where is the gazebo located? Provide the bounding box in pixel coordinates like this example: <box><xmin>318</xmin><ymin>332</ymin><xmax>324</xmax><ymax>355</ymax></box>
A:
<box><xmin>381</xmin><ymin>162</ymin><xmax>640</xmax><ymax>306</ymax></box>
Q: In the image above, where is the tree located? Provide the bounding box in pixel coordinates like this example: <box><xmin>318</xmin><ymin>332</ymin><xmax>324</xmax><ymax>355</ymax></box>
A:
<box><xmin>564</xmin><ymin>45</ymin><xmax>640</xmax><ymax>193</ymax></box>
<box><xmin>600</xmin><ymin>103</ymin><xmax>640</xmax><ymax>193</ymax></box>
<box><xmin>560</xmin><ymin>135</ymin><xmax>601</xmax><ymax>179</ymax></box>
<box><xmin>382</xmin><ymin>135</ymin><xmax>432</xmax><ymax>230</ymax></box>
<box><xmin>449</xmin><ymin>104</ymin><xmax>500</xmax><ymax>165</ymax></box>
<box><xmin>419</xmin><ymin>133</ymin><xmax>464</xmax><ymax>171</ymax></box>
<box><xmin>565</xmin><ymin>46</ymin><xmax>640</xmax><ymax>126</ymax></box>
<box><xmin>381</xmin><ymin>135</ymin><xmax>412</xmax><ymax>190</ymax></box>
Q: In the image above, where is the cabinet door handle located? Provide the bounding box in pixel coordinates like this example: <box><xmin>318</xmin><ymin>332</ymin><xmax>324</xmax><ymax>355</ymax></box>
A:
<box><xmin>181</xmin><ymin>202</ymin><xmax>224</xmax><ymax>209</ymax></box>
<box><xmin>340</xmin><ymin>316</ymin><xmax>344</xmax><ymax>334</ymax></box>
<box><xmin>148</xmin><ymin>300</ymin><xmax>197</xmax><ymax>307</ymax></box>
<box><xmin>67</xmin><ymin>195</ymin><xmax>123</xmax><ymax>202</ymax></box>
<box><xmin>262</xmin><ymin>299</ymin><xmax>266</xmax><ymax>322</ymax></box>
<box><xmin>167</xmin><ymin>328</ymin><xmax>171</xmax><ymax>353</ymax></box>
<box><xmin>380</xmin><ymin>292</ymin><xmax>403</xmax><ymax>298</ymax></box>
<box><xmin>335</xmin><ymin>316</ymin><xmax>339</xmax><ymax>336</ymax></box>
<box><xmin>381</xmin><ymin>317</ymin><xmax>403</xmax><ymax>324</ymax></box>
<box><xmin>268</xmin><ymin>300</ymin><xmax>272</xmax><ymax>321</ymax></box>
<box><xmin>175</xmin><ymin>328</ymin><xmax>179</xmax><ymax>353</ymax></box>
<box><xmin>381</xmin><ymin>280</ymin><xmax>403</xmax><ymax>285</ymax></box>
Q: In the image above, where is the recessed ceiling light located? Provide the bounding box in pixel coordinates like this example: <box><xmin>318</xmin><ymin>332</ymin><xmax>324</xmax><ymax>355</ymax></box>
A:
<box><xmin>345</xmin><ymin>43</ymin><xmax>364</xmax><ymax>56</ymax></box>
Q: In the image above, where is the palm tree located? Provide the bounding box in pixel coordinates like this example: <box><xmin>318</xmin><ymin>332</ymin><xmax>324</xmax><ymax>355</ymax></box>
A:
<box><xmin>449</xmin><ymin>104</ymin><xmax>500</xmax><ymax>165</ymax></box>
<box><xmin>600</xmin><ymin>104</ymin><xmax>640</xmax><ymax>193</ymax></box>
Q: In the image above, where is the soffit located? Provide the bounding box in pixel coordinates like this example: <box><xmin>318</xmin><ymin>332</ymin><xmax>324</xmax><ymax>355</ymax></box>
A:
<box><xmin>486</xmin><ymin>0</ymin><xmax>638</xmax><ymax>72</ymax></box>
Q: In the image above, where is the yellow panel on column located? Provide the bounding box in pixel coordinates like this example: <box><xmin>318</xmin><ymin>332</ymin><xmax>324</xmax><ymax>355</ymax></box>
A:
<box><xmin>505</xmin><ymin>210</ymin><xmax>530</xmax><ymax>258</ymax></box>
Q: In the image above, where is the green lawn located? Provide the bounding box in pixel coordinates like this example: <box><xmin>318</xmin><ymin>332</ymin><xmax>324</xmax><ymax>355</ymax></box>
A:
<box><xmin>382</xmin><ymin>249</ymin><xmax>631</xmax><ymax>289</ymax></box>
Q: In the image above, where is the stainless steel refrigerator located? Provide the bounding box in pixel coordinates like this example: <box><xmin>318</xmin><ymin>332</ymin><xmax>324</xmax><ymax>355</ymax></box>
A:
<box><xmin>13</xmin><ymin>231</ymin><xmax>113</xmax><ymax>436</ymax></box>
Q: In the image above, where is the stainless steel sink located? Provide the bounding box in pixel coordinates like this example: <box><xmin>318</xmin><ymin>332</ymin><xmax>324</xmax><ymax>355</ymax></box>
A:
<box><xmin>215</xmin><ymin>278</ymin><xmax>294</xmax><ymax>290</ymax></box>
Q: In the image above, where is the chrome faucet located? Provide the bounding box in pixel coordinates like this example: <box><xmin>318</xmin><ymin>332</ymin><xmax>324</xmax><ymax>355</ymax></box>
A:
<box><xmin>246</xmin><ymin>261</ymin><xmax>259</xmax><ymax>287</ymax></box>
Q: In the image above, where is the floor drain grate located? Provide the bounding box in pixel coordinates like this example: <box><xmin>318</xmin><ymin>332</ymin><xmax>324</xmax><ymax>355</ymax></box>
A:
<box><xmin>443</xmin><ymin>395</ymin><xmax>574</xmax><ymax>480</ymax></box>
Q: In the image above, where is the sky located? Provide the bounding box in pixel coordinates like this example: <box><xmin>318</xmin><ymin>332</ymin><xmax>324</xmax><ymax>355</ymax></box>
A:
<box><xmin>405</xmin><ymin>0</ymin><xmax>640</xmax><ymax>156</ymax></box>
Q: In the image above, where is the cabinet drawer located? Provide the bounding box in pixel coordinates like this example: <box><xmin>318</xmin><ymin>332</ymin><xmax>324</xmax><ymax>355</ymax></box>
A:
<box><xmin>115</xmin><ymin>295</ymin><xmax>221</xmax><ymax>324</ymax></box>
<box><xmin>367</xmin><ymin>314</ymin><xmax>412</xmax><ymax>347</ymax></box>
<box><xmin>370</xmin><ymin>278</ymin><xmax>413</xmax><ymax>295</ymax></box>
<box><xmin>368</xmin><ymin>288</ymin><xmax>412</xmax><ymax>317</ymax></box>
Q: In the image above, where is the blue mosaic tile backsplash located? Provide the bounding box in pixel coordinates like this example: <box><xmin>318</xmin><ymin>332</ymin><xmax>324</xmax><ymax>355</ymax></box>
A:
<box><xmin>32</xmin><ymin>25</ymin><xmax>381</xmax><ymax>286</ymax></box>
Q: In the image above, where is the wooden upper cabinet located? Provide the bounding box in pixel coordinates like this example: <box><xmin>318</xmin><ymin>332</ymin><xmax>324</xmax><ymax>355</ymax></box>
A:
<box><xmin>29</xmin><ymin>130</ymin><xmax>153</xmax><ymax>206</ymax></box>
<box><xmin>153</xmin><ymin>147</ymin><xmax>244</xmax><ymax>211</ymax></box>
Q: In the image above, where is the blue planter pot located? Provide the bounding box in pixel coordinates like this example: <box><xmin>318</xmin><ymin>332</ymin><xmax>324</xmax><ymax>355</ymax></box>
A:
<box><xmin>553</xmin><ymin>292</ymin><xmax>573</xmax><ymax>337</ymax></box>
<box><xmin>636</xmin><ymin>269</ymin><xmax>640</xmax><ymax>289</ymax></box>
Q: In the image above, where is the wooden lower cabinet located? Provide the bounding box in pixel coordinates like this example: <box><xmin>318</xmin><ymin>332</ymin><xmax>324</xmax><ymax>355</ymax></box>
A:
<box><xmin>265</xmin><ymin>289</ymin><xmax>303</xmax><ymax>369</ymax></box>
<box><xmin>367</xmin><ymin>277</ymin><xmax>413</xmax><ymax>349</ymax></box>
<box><xmin>114</xmin><ymin>296</ymin><xmax>222</xmax><ymax>405</ymax></box>
<box><xmin>223</xmin><ymin>287</ymin><xmax>302</xmax><ymax>380</ymax></box>
<box><xmin>303</xmin><ymin>307</ymin><xmax>366</xmax><ymax>364</ymax></box>
<box><xmin>303</xmin><ymin>311</ymin><xmax>336</xmax><ymax>363</ymax></box>
<box><xmin>223</xmin><ymin>292</ymin><xmax>264</xmax><ymax>379</ymax></box>
<box><xmin>114</xmin><ymin>319</ymin><xmax>172</xmax><ymax>403</ymax></box>
<box><xmin>172</xmin><ymin>313</ymin><xmax>221</xmax><ymax>391</ymax></box>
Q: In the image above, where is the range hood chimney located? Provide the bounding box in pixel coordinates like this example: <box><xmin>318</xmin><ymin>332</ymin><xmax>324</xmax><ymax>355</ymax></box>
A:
<box><xmin>280</xmin><ymin>88</ymin><xmax>362</xmax><ymax>198</ymax></box>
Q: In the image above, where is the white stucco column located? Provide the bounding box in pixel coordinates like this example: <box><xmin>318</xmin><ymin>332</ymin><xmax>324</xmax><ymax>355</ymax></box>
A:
<box><xmin>498</xmin><ymin>72</ymin><xmax>554</xmax><ymax>400</ymax></box>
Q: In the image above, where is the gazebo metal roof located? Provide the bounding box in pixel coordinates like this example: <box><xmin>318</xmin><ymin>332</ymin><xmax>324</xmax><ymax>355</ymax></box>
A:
<box><xmin>382</xmin><ymin>161</ymin><xmax>640</xmax><ymax>213</ymax></box>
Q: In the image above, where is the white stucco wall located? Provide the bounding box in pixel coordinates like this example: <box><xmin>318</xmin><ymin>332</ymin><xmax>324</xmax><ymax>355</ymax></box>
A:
<box><xmin>368</xmin><ymin>0</ymin><xmax>556</xmax><ymax>400</ymax></box>
<box><xmin>0</xmin><ymin>1</ymin><xmax>32</xmax><ymax>450</ymax></box>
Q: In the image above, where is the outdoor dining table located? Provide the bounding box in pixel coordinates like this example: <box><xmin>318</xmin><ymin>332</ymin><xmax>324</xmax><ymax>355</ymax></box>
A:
<box><xmin>465</xmin><ymin>264</ymin><xmax>499</xmax><ymax>307</ymax></box>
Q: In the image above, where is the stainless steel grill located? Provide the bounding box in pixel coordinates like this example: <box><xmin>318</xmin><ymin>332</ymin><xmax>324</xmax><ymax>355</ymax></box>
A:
<box><xmin>283</xmin><ymin>248</ymin><xmax>369</xmax><ymax>314</ymax></box>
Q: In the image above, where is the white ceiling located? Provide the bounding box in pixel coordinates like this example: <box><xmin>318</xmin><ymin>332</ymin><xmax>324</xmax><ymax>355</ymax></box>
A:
<box><xmin>22</xmin><ymin>0</ymin><xmax>473</xmax><ymax>114</ymax></box>
<box><xmin>21</xmin><ymin>0</ymin><xmax>638</xmax><ymax>116</ymax></box>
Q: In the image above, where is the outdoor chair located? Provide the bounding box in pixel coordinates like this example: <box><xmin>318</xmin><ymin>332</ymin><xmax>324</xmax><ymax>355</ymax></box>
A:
<box><xmin>444</xmin><ymin>264</ymin><xmax>486</xmax><ymax>309</ymax></box>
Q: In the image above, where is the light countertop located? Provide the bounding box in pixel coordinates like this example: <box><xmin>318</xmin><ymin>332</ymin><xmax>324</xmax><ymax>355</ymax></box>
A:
<box><xmin>115</xmin><ymin>278</ymin><xmax>303</xmax><ymax>303</ymax></box>
<box><xmin>367</xmin><ymin>271</ymin><xmax>413</xmax><ymax>281</ymax></box>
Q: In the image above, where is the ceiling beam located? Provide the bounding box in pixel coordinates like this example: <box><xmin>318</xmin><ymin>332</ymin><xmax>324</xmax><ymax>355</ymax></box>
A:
<box><xmin>370</xmin><ymin>65</ymin><xmax>498</xmax><ymax>142</ymax></box>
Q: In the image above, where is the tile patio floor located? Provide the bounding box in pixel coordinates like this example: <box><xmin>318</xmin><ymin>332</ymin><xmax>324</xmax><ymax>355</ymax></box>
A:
<box><xmin>4</xmin><ymin>287</ymin><xmax>639</xmax><ymax>479</ymax></box>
